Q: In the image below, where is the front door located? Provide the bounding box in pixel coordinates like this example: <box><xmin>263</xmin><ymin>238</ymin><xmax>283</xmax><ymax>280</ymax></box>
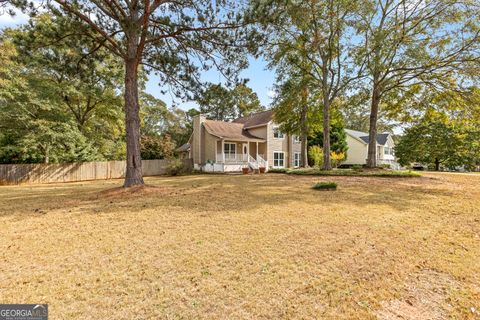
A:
<box><xmin>242</xmin><ymin>143</ymin><xmax>248</xmax><ymax>161</ymax></box>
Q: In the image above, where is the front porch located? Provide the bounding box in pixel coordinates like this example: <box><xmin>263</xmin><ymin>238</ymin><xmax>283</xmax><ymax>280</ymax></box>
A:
<box><xmin>216</xmin><ymin>140</ymin><xmax>266</xmax><ymax>165</ymax></box>
<box><xmin>202</xmin><ymin>140</ymin><xmax>268</xmax><ymax>173</ymax></box>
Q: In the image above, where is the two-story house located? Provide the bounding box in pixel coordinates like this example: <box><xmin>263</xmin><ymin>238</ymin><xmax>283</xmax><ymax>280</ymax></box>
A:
<box><xmin>178</xmin><ymin>111</ymin><xmax>302</xmax><ymax>172</ymax></box>
<box><xmin>177</xmin><ymin>111</ymin><xmax>400</xmax><ymax>172</ymax></box>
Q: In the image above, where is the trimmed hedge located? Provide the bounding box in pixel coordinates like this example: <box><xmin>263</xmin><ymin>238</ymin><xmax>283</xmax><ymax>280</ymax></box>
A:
<box><xmin>312</xmin><ymin>182</ymin><xmax>337</xmax><ymax>190</ymax></box>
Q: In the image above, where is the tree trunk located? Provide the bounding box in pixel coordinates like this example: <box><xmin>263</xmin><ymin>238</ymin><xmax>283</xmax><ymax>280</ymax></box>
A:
<box><xmin>300</xmin><ymin>87</ymin><xmax>309</xmax><ymax>168</ymax></box>
<box><xmin>322</xmin><ymin>95</ymin><xmax>332</xmax><ymax>171</ymax></box>
<box><xmin>123</xmin><ymin>43</ymin><xmax>144</xmax><ymax>187</ymax></box>
<box><xmin>367</xmin><ymin>83</ymin><xmax>381</xmax><ymax>168</ymax></box>
<box><xmin>435</xmin><ymin>158</ymin><xmax>440</xmax><ymax>171</ymax></box>
<box><xmin>43</xmin><ymin>145</ymin><xmax>49</xmax><ymax>164</ymax></box>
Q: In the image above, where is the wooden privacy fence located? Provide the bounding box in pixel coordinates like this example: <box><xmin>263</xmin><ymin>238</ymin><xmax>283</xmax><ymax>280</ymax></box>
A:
<box><xmin>0</xmin><ymin>159</ymin><xmax>193</xmax><ymax>185</ymax></box>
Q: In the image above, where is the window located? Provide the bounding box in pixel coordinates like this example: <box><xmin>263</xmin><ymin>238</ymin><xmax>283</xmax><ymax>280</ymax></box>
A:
<box><xmin>293</xmin><ymin>135</ymin><xmax>300</xmax><ymax>143</ymax></box>
<box><xmin>384</xmin><ymin>147</ymin><xmax>390</xmax><ymax>155</ymax></box>
<box><xmin>224</xmin><ymin>143</ymin><xmax>236</xmax><ymax>160</ymax></box>
<box><xmin>294</xmin><ymin>152</ymin><xmax>301</xmax><ymax>167</ymax></box>
<box><xmin>273</xmin><ymin>127</ymin><xmax>284</xmax><ymax>139</ymax></box>
<box><xmin>273</xmin><ymin>152</ymin><xmax>285</xmax><ymax>168</ymax></box>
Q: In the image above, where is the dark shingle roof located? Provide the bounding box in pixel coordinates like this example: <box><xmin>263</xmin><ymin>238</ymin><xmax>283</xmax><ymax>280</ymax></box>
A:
<box><xmin>203</xmin><ymin>120</ymin><xmax>265</xmax><ymax>142</ymax></box>
<box><xmin>232</xmin><ymin>110</ymin><xmax>273</xmax><ymax>128</ymax></box>
<box><xmin>345</xmin><ymin>129</ymin><xmax>390</xmax><ymax>145</ymax></box>
<box><xmin>176</xmin><ymin>143</ymin><xmax>190</xmax><ymax>152</ymax></box>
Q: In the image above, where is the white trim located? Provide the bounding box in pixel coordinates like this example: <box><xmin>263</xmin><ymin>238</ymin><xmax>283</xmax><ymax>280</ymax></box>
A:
<box><xmin>224</xmin><ymin>142</ymin><xmax>236</xmax><ymax>161</ymax></box>
<box><xmin>222</xmin><ymin>140</ymin><xmax>225</xmax><ymax>163</ymax></box>
<box><xmin>273</xmin><ymin>151</ymin><xmax>285</xmax><ymax>168</ymax></box>
<box><xmin>244</xmin><ymin>123</ymin><xmax>268</xmax><ymax>130</ymax></box>
<box><xmin>293</xmin><ymin>135</ymin><xmax>300</xmax><ymax>143</ymax></box>
<box><xmin>242</xmin><ymin>143</ymin><xmax>248</xmax><ymax>158</ymax></box>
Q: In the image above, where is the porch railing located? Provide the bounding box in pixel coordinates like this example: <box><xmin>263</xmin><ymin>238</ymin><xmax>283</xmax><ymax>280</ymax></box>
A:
<box><xmin>215</xmin><ymin>153</ymin><xmax>266</xmax><ymax>164</ymax></box>
<box><xmin>216</xmin><ymin>153</ymin><xmax>248</xmax><ymax>163</ymax></box>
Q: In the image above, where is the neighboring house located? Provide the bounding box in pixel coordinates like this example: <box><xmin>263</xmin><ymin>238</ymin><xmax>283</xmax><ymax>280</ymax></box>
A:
<box><xmin>344</xmin><ymin>129</ymin><xmax>400</xmax><ymax>169</ymax></box>
<box><xmin>176</xmin><ymin>142</ymin><xmax>190</xmax><ymax>159</ymax></box>
<box><xmin>177</xmin><ymin>110</ymin><xmax>302</xmax><ymax>172</ymax></box>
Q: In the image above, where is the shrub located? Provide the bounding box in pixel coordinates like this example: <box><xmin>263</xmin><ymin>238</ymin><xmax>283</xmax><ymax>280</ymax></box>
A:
<box><xmin>166</xmin><ymin>158</ymin><xmax>184</xmax><ymax>176</ymax></box>
<box><xmin>312</xmin><ymin>181</ymin><xmax>337</xmax><ymax>190</ymax></box>
<box><xmin>331</xmin><ymin>151</ymin><xmax>346</xmax><ymax>168</ymax></box>
<box><xmin>308</xmin><ymin>145</ymin><xmax>324</xmax><ymax>168</ymax></box>
<box><xmin>269</xmin><ymin>168</ymin><xmax>288</xmax><ymax>173</ymax></box>
<box><xmin>380</xmin><ymin>164</ymin><xmax>391</xmax><ymax>169</ymax></box>
<box><xmin>141</xmin><ymin>134</ymin><xmax>175</xmax><ymax>160</ymax></box>
<box><xmin>351</xmin><ymin>164</ymin><xmax>363</xmax><ymax>171</ymax></box>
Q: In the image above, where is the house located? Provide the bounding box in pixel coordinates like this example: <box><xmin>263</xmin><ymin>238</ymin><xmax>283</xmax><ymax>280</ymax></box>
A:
<box><xmin>177</xmin><ymin>111</ymin><xmax>400</xmax><ymax>172</ymax></box>
<box><xmin>344</xmin><ymin>129</ymin><xmax>400</xmax><ymax>169</ymax></box>
<box><xmin>177</xmin><ymin>110</ymin><xmax>302</xmax><ymax>172</ymax></box>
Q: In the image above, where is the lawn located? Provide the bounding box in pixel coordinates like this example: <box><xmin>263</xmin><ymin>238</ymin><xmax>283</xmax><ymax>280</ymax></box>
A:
<box><xmin>0</xmin><ymin>173</ymin><xmax>479</xmax><ymax>319</ymax></box>
<box><xmin>270</xmin><ymin>167</ymin><xmax>421</xmax><ymax>177</ymax></box>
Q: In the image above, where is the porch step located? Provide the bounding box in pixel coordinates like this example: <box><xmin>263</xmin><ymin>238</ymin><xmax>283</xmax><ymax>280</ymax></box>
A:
<box><xmin>248</xmin><ymin>162</ymin><xmax>259</xmax><ymax>170</ymax></box>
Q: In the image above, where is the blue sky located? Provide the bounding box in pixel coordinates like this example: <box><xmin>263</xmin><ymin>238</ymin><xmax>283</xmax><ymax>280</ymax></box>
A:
<box><xmin>145</xmin><ymin>57</ymin><xmax>276</xmax><ymax>111</ymax></box>
<box><xmin>0</xmin><ymin>11</ymin><xmax>277</xmax><ymax>111</ymax></box>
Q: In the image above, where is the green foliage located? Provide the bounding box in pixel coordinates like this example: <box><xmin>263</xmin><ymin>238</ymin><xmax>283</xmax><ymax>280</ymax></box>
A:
<box><xmin>166</xmin><ymin>159</ymin><xmax>185</xmax><ymax>176</ymax></box>
<box><xmin>197</xmin><ymin>83</ymin><xmax>263</xmax><ymax>121</ymax></box>
<box><xmin>308</xmin><ymin>110</ymin><xmax>348</xmax><ymax>154</ymax></box>
<box><xmin>140</xmin><ymin>135</ymin><xmax>175</xmax><ymax>160</ymax></box>
<box><xmin>140</xmin><ymin>93</ymin><xmax>192</xmax><ymax>149</ymax></box>
<box><xmin>268</xmin><ymin>168</ymin><xmax>288</xmax><ymax>173</ymax></box>
<box><xmin>0</xmin><ymin>14</ymin><xmax>126</xmax><ymax>163</ymax></box>
<box><xmin>0</xmin><ymin>121</ymin><xmax>99</xmax><ymax>164</ymax></box>
<box><xmin>339</xmin><ymin>89</ymin><xmax>396</xmax><ymax>133</ymax></box>
<box><xmin>272</xmin><ymin>71</ymin><xmax>321</xmax><ymax>136</ymax></box>
<box><xmin>351</xmin><ymin>165</ymin><xmax>363</xmax><ymax>171</ymax></box>
<box><xmin>355</xmin><ymin>0</ymin><xmax>479</xmax><ymax>166</ymax></box>
<box><xmin>308</xmin><ymin>146</ymin><xmax>324</xmax><ymax>168</ymax></box>
<box><xmin>395</xmin><ymin>110</ymin><xmax>479</xmax><ymax>171</ymax></box>
<box><xmin>312</xmin><ymin>182</ymin><xmax>337</xmax><ymax>190</ymax></box>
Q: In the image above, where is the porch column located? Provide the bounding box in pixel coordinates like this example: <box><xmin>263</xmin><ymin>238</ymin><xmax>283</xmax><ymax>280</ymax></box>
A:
<box><xmin>256</xmin><ymin>142</ymin><xmax>259</xmax><ymax>159</ymax></box>
<box><xmin>222</xmin><ymin>139</ymin><xmax>225</xmax><ymax>163</ymax></box>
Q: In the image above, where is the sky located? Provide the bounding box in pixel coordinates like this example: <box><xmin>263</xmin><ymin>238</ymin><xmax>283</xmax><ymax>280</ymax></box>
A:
<box><xmin>0</xmin><ymin>11</ymin><xmax>277</xmax><ymax>111</ymax></box>
<box><xmin>145</xmin><ymin>57</ymin><xmax>276</xmax><ymax>111</ymax></box>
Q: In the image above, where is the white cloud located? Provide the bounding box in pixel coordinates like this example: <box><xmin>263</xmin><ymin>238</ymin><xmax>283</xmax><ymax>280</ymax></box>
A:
<box><xmin>0</xmin><ymin>8</ymin><xmax>29</xmax><ymax>27</ymax></box>
<box><xmin>267</xmin><ymin>89</ymin><xmax>277</xmax><ymax>100</ymax></box>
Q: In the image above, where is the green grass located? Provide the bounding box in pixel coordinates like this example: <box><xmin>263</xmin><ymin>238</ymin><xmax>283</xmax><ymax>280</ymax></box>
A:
<box><xmin>268</xmin><ymin>168</ymin><xmax>289</xmax><ymax>173</ymax></box>
<box><xmin>312</xmin><ymin>181</ymin><xmax>337</xmax><ymax>190</ymax></box>
<box><xmin>278</xmin><ymin>168</ymin><xmax>421</xmax><ymax>178</ymax></box>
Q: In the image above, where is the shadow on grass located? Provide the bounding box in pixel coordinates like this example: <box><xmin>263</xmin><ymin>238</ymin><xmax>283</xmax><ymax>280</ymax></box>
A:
<box><xmin>0</xmin><ymin>174</ymin><xmax>466</xmax><ymax>219</ymax></box>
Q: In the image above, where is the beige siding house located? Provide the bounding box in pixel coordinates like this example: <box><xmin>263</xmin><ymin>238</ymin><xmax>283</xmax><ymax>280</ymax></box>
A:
<box><xmin>178</xmin><ymin>112</ymin><xmax>399</xmax><ymax>172</ymax></box>
<box><xmin>344</xmin><ymin>129</ymin><xmax>399</xmax><ymax>169</ymax></box>
<box><xmin>179</xmin><ymin>110</ymin><xmax>302</xmax><ymax>172</ymax></box>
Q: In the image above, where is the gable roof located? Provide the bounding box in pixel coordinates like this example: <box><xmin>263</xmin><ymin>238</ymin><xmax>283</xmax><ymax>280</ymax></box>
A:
<box><xmin>232</xmin><ymin>110</ymin><xmax>273</xmax><ymax>128</ymax></box>
<box><xmin>345</xmin><ymin>129</ymin><xmax>391</xmax><ymax>146</ymax></box>
<box><xmin>203</xmin><ymin>120</ymin><xmax>265</xmax><ymax>142</ymax></box>
<box><xmin>176</xmin><ymin>142</ymin><xmax>190</xmax><ymax>152</ymax></box>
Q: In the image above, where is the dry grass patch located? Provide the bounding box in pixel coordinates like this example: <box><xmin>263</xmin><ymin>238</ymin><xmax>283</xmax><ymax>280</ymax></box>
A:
<box><xmin>0</xmin><ymin>173</ymin><xmax>479</xmax><ymax>319</ymax></box>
